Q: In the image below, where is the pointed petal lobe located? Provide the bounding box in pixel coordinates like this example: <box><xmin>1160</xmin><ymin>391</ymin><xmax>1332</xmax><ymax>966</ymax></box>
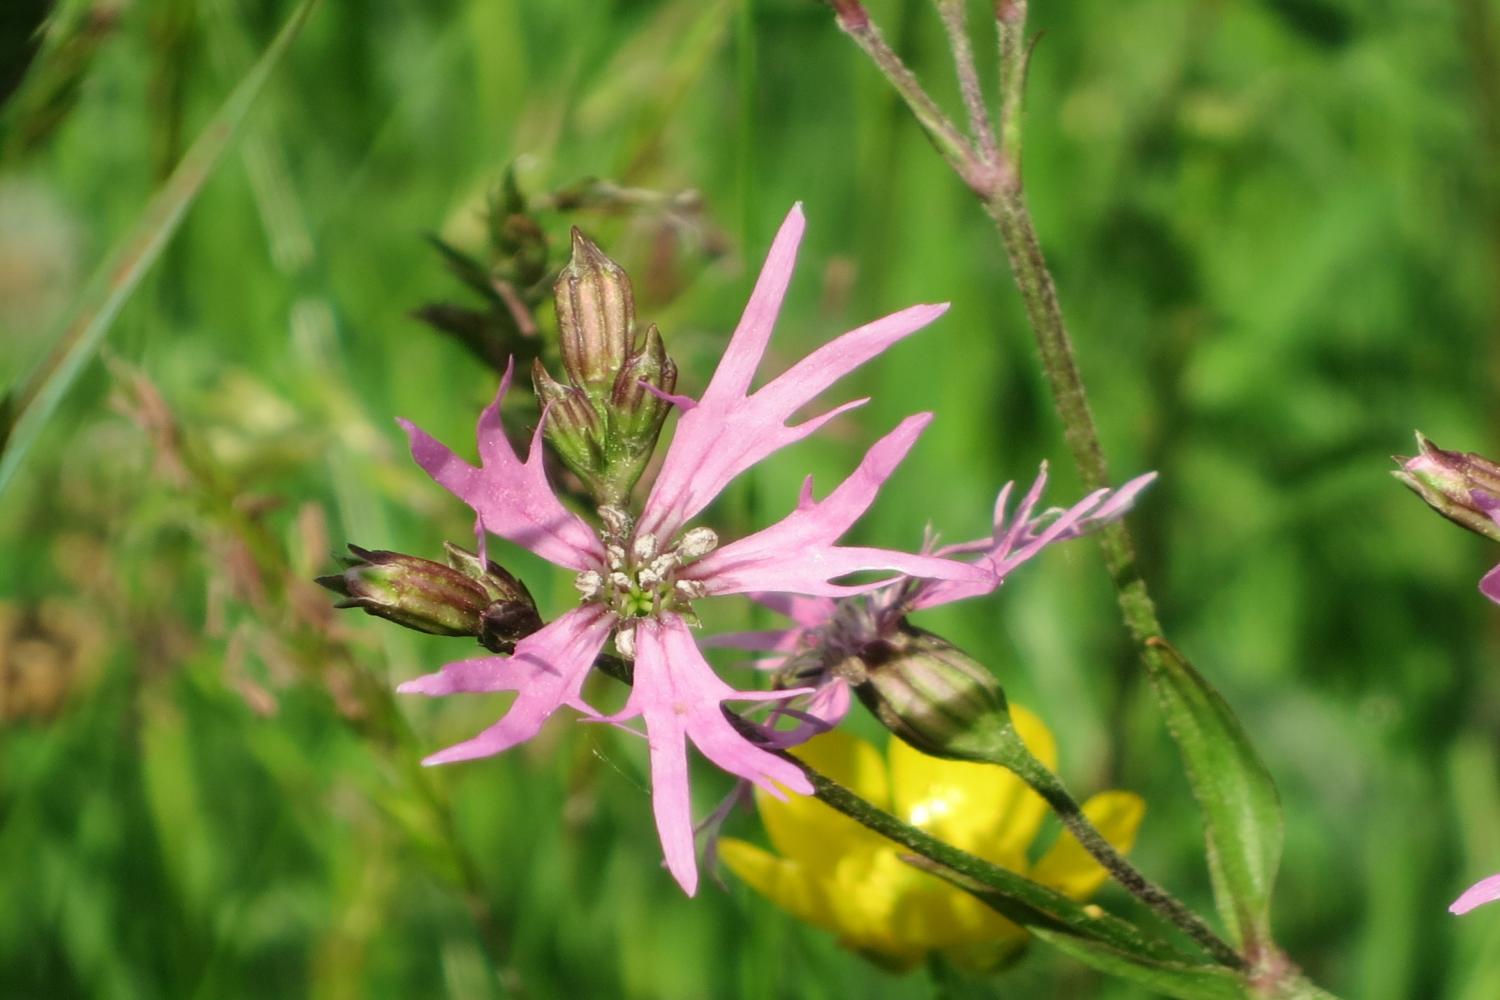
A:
<box><xmin>618</xmin><ymin>614</ymin><xmax>814</xmax><ymax>894</ymax></box>
<box><xmin>684</xmin><ymin>414</ymin><xmax>989</xmax><ymax>597</ymax></box>
<box><xmin>1452</xmin><ymin>873</ymin><xmax>1500</xmax><ymax>915</ymax></box>
<box><xmin>638</xmin><ymin>207</ymin><xmax>950</xmax><ymax>537</ymax></box>
<box><xmin>398</xmin><ymin>605</ymin><xmax>613</xmax><ymax>765</ymax></box>
<box><xmin>400</xmin><ymin>359</ymin><xmax>603</xmax><ymax>571</ymax></box>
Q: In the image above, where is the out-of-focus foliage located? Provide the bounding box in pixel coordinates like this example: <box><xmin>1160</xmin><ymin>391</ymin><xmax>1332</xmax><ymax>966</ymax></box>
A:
<box><xmin>1</xmin><ymin>0</ymin><xmax>1498</xmax><ymax>997</ymax></box>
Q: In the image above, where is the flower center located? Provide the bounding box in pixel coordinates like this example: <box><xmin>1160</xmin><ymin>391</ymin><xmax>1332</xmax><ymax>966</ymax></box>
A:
<box><xmin>573</xmin><ymin>506</ymin><xmax>718</xmax><ymax>656</ymax></box>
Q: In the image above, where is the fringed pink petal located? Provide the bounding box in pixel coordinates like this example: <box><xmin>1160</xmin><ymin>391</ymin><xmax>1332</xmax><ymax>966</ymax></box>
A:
<box><xmin>1482</xmin><ymin>564</ymin><xmax>1500</xmax><ymax>606</ymax></box>
<box><xmin>913</xmin><ymin>467</ymin><xmax>1156</xmax><ymax>611</ymax></box>
<box><xmin>749</xmin><ymin>592</ymin><xmax>839</xmax><ymax>628</ymax></box>
<box><xmin>700</xmin><ymin>629</ymin><xmax>809</xmax><ymax>653</ymax></box>
<box><xmin>637</xmin><ymin>205</ymin><xmax>950</xmax><ymax>538</ymax></box>
<box><xmin>619</xmin><ymin>614</ymin><xmax>814</xmax><ymax>895</ymax></box>
<box><xmin>397</xmin><ymin>605</ymin><xmax>614</xmax><ymax>765</ymax></box>
<box><xmin>400</xmin><ymin>359</ymin><xmax>604</xmax><ymax>571</ymax></box>
<box><xmin>683</xmin><ymin>414</ymin><xmax>989</xmax><ymax>597</ymax></box>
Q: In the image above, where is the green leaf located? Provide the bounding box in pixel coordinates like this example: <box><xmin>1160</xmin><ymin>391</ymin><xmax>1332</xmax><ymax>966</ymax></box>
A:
<box><xmin>1033</xmin><ymin>928</ymin><xmax>1251</xmax><ymax>1000</ymax></box>
<box><xmin>801</xmin><ymin>762</ymin><xmax>1200</xmax><ymax>968</ymax></box>
<box><xmin>1148</xmin><ymin>638</ymin><xmax>1284</xmax><ymax>954</ymax></box>
<box><xmin>903</xmin><ymin>854</ymin><xmax>1196</xmax><ymax>966</ymax></box>
<box><xmin>0</xmin><ymin>0</ymin><xmax>319</xmax><ymax>499</ymax></box>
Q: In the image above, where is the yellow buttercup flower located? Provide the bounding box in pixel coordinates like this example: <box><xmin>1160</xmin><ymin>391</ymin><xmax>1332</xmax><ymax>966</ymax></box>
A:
<box><xmin>719</xmin><ymin>706</ymin><xmax>1145</xmax><ymax>972</ymax></box>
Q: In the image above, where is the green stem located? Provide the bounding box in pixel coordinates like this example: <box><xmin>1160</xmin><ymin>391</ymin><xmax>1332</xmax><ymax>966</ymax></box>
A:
<box><xmin>795</xmin><ymin>757</ymin><xmax>1200</xmax><ymax>965</ymax></box>
<box><xmin>995</xmin><ymin>0</ymin><xmax>1027</xmax><ymax>166</ymax></box>
<box><xmin>982</xmin><ymin>191</ymin><xmax>1167</xmax><ymax>654</ymax></box>
<box><xmin>934</xmin><ymin>0</ymin><xmax>997</xmax><ymax>161</ymax></box>
<box><xmin>1002</xmin><ymin>739</ymin><xmax>1244</xmax><ymax>969</ymax></box>
<box><xmin>828</xmin><ymin>2</ymin><xmax>997</xmax><ymax>195</ymax></box>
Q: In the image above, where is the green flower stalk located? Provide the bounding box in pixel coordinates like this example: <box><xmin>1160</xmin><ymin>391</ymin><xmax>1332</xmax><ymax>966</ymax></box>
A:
<box><xmin>848</xmin><ymin>625</ymin><xmax>1242</xmax><ymax>969</ymax></box>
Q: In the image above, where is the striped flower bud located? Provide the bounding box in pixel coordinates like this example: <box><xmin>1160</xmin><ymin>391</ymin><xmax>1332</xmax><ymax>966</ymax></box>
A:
<box><xmin>840</xmin><ymin>624</ymin><xmax>1016</xmax><ymax>763</ymax></box>
<box><xmin>555</xmin><ymin>227</ymin><xmax>634</xmax><ymax>394</ymax></box>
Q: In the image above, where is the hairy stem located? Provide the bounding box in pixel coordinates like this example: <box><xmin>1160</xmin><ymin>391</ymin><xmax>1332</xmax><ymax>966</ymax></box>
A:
<box><xmin>1003</xmin><ymin>739</ymin><xmax>1244</xmax><ymax>968</ymax></box>
<box><xmin>983</xmin><ymin>192</ymin><xmax>1167</xmax><ymax>652</ymax></box>
<box><xmin>828</xmin><ymin>1</ymin><xmax>999</xmax><ymax>196</ymax></box>
<box><xmin>935</xmin><ymin>0</ymin><xmax>997</xmax><ymax>161</ymax></box>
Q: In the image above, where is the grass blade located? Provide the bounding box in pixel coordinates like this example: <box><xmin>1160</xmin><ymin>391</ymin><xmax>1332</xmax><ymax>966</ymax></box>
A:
<box><xmin>0</xmin><ymin>0</ymin><xmax>318</xmax><ymax>499</ymax></box>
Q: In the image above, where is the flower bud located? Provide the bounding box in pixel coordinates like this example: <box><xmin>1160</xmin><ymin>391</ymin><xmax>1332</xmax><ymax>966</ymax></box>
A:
<box><xmin>1394</xmin><ymin>433</ymin><xmax>1500</xmax><ymax>543</ymax></box>
<box><xmin>318</xmin><ymin>546</ymin><xmax>491</xmax><ymax>636</ymax></box>
<box><xmin>533</xmin><ymin>360</ymin><xmax>605</xmax><ymax>483</ymax></box>
<box><xmin>611</xmin><ymin>323</ymin><xmax>679</xmax><ymax>443</ymax></box>
<box><xmin>441</xmin><ymin>541</ymin><xmax>534</xmax><ymax>606</ymax></box>
<box><xmin>441</xmin><ymin>541</ymin><xmax>544</xmax><ymax>651</ymax></box>
<box><xmin>318</xmin><ymin>545</ymin><xmax>543</xmax><ymax>651</ymax></box>
<box><xmin>478</xmin><ymin>601</ymin><xmax>545</xmax><ymax>653</ymax></box>
<box><xmin>555</xmin><ymin>227</ymin><xmax>634</xmax><ymax>393</ymax></box>
<box><xmin>838</xmin><ymin>624</ymin><xmax>1016</xmax><ymax>763</ymax></box>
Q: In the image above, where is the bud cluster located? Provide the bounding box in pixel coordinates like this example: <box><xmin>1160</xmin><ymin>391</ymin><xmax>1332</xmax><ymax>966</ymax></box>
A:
<box><xmin>534</xmin><ymin>229</ymin><xmax>679</xmax><ymax>506</ymax></box>
<box><xmin>317</xmin><ymin>543</ymin><xmax>542</xmax><ymax>652</ymax></box>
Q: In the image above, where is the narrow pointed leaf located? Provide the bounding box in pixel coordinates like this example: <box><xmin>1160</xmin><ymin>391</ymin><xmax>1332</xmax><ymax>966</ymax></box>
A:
<box><xmin>0</xmin><ymin>0</ymin><xmax>318</xmax><ymax>498</ymax></box>
<box><xmin>1032</xmin><ymin>929</ymin><xmax>1250</xmax><ymax>1000</ymax></box>
<box><xmin>902</xmin><ymin>854</ymin><xmax>1196</xmax><ymax>967</ymax></box>
<box><xmin>1148</xmin><ymin>638</ymin><xmax>1282</xmax><ymax>954</ymax></box>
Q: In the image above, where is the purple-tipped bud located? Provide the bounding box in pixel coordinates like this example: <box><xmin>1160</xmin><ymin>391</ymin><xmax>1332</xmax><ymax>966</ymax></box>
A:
<box><xmin>318</xmin><ymin>544</ymin><xmax>543</xmax><ymax>651</ymax></box>
<box><xmin>555</xmin><ymin>228</ymin><xmax>635</xmax><ymax>393</ymax></box>
<box><xmin>611</xmin><ymin>323</ymin><xmax>678</xmax><ymax>445</ymax></box>
<box><xmin>1394</xmin><ymin>433</ymin><xmax>1500</xmax><ymax>543</ymax></box>
<box><xmin>837</xmin><ymin>624</ymin><xmax>1015</xmax><ymax>763</ymax></box>
<box><xmin>317</xmin><ymin>546</ymin><xmax>492</xmax><ymax>637</ymax></box>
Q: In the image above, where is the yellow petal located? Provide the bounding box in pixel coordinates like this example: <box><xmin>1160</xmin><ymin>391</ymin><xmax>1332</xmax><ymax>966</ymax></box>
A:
<box><xmin>726</xmin><ymin>831</ymin><xmax>926</xmax><ymax>971</ymax></box>
<box><xmin>823</xmin><ymin>848</ymin><xmax>1008</xmax><ymax>960</ymax></box>
<box><xmin>1029</xmin><ymin>790</ymin><xmax>1146</xmax><ymax>899</ymax></box>
<box><xmin>757</xmin><ymin>730</ymin><xmax>890</xmax><ymax>870</ymax></box>
<box><xmin>792</xmin><ymin>729</ymin><xmax>891</xmax><ymax>806</ymax></box>
<box><xmin>886</xmin><ymin>704</ymin><xmax>1056</xmax><ymax>867</ymax></box>
<box><xmin>719</xmin><ymin>837</ymin><xmax>841</xmax><ymax>933</ymax></box>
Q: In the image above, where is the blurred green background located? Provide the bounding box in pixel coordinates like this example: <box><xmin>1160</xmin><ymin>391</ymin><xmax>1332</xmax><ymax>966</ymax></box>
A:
<box><xmin>3</xmin><ymin>0</ymin><xmax>1500</xmax><ymax>996</ymax></box>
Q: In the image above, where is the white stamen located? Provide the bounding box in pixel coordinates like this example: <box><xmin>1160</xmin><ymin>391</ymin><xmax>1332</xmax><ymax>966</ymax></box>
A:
<box><xmin>609</xmin><ymin>571</ymin><xmax>633</xmax><ymax>591</ymax></box>
<box><xmin>674</xmin><ymin>579</ymin><xmax>708</xmax><ymax>601</ymax></box>
<box><xmin>615</xmin><ymin>626</ymin><xmax>636</xmax><ymax>660</ymax></box>
<box><xmin>632</xmin><ymin>532</ymin><xmax>659</xmax><ymax>563</ymax></box>
<box><xmin>648</xmin><ymin>553</ymin><xmax>678</xmax><ymax>578</ymax></box>
<box><xmin>605</xmin><ymin>544</ymin><xmax>627</xmax><ymax>570</ymax></box>
<box><xmin>599</xmin><ymin>505</ymin><xmax>633</xmax><ymax>539</ymax></box>
<box><xmin>574</xmin><ymin>570</ymin><xmax>603</xmax><ymax>599</ymax></box>
<box><xmin>676</xmin><ymin>527</ymin><xmax>719</xmax><ymax>561</ymax></box>
<box><xmin>637</xmin><ymin>568</ymin><xmax>661</xmax><ymax>589</ymax></box>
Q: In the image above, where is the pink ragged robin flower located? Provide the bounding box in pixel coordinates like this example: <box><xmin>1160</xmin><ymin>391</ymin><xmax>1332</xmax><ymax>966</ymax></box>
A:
<box><xmin>711</xmin><ymin>463</ymin><xmax>1157</xmax><ymax>742</ymax></box>
<box><xmin>396</xmin><ymin>205</ymin><xmax>989</xmax><ymax>895</ymax></box>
